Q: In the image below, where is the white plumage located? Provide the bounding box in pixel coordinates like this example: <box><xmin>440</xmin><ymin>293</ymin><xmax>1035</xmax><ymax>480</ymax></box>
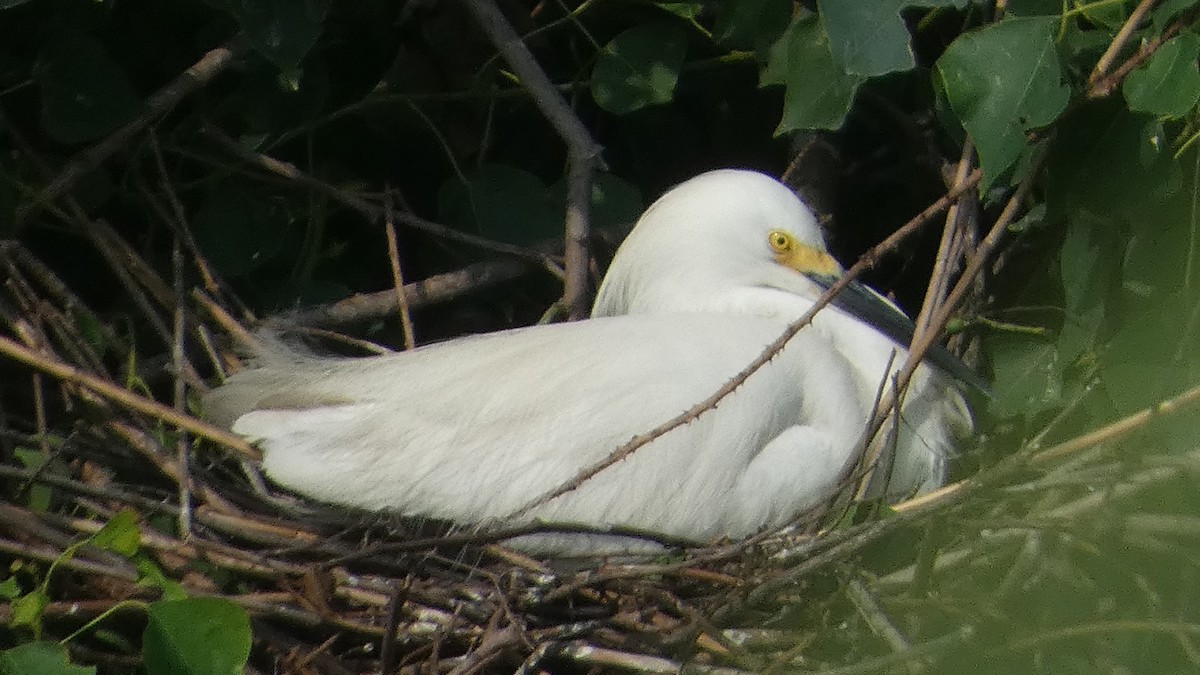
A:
<box><xmin>205</xmin><ymin>169</ymin><xmax>972</xmax><ymax>554</ymax></box>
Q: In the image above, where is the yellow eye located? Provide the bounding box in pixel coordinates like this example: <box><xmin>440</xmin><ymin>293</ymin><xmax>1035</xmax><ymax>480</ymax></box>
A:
<box><xmin>768</xmin><ymin>230</ymin><xmax>793</xmax><ymax>253</ymax></box>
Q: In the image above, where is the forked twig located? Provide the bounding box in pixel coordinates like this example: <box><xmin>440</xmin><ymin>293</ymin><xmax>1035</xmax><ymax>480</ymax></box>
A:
<box><xmin>458</xmin><ymin>0</ymin><xmax>604</xmax><ymax>319</ymax></box>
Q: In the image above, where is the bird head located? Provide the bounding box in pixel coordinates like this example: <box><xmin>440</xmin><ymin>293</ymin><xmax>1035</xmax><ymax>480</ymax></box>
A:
<box><xmin>593</xmin><ymin>169</ymin><xmax>843</xmax><ymax>318</ymax></box>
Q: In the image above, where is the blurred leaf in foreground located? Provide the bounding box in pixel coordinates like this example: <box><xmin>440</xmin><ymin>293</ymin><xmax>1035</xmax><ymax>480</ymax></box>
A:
<box><xmin>142</xmin><ymin>598</ymin><xmax>251</xmax><ymax>675</ymax></box>
<box><xmin>0</xmin><ymin>642</ymin><xmax>95</xmax><ymax>675</ymax></box>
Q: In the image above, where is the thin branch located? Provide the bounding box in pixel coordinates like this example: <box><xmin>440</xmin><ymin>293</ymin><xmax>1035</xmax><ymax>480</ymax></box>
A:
<box><xmin>201</xmin><ymin>125</ymin><xmax>554</xmax><ymax>263</ymax></box>
<box><xmin>286</xmin><ymin>258</ymin><xmax>533</xmax><ymax>327</ymax></box>
<box><xmin>16</xmin><ymin>39</ymin><xmax>246</xmax><ymax>225</ymax></box>
<box><xmin>550</xmin><ymin>641</ymin><xmax>756</xmax><ymax>675</ymax></box>
<box><xmin>0</xmin><ymin>334</ymin><xmax>258</xmax><ymax>459</ymax></box>
<box><xmin>1087</xmin><ymin>0</ymin><xmax>1158</xmax><ymax>88</ymax></box>
<box><xmin>150</xmin><ymin>132</ymin><xmax>195</xmax><ymax>537</ymax></box>
<box><xmin>1030</xmin><ymin>379</ymin><xmax>1200</xmax><ymax>467</ymax></box>
<box><xmin>1088</xmin><ymin>7</ymin><xmax>1198</xmax><ymax>98</ymax></box>
<box><xmin>846</xmin><ymin>578</ymin><xmax>915</xmax><ymax>658</ymax></box>
<box><xmin>384</xmin><ymin>188</ymin><xmax>417</xmax><ymax>350</ymax></box>
<box><xmin>457</xmin><ymin>0</ymin><xmax>605</xmax><ymax>319</ymax></box>
<box><xmin>915</xmin><ymin>143</ymin><xmax>977</xmax><ymax>336</ymax></box>
<box><xmin>846</xmin><ymin>155</ymin><xmax>1039</xmax><ymax>484</ymax></box>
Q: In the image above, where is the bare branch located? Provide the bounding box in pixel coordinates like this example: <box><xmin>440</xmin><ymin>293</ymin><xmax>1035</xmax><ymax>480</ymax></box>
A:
<box><xmin>458</xmin><ymin>0</ymin><xmax>605</xmax><ymax>319</ymax></box>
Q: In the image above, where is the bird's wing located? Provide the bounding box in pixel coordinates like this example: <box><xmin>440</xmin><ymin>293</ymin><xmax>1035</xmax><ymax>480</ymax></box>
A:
<box><xmin>205</xmin><ymin>314</ymin><xmax>866</xmax><ymax>542</ymax></box>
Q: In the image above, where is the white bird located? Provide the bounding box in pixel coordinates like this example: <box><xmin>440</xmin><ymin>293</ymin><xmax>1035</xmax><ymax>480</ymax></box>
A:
<box><xmin>205</xmin><ymin>169</ymin><xmax>973</xmax><ymax>554</ymax></box>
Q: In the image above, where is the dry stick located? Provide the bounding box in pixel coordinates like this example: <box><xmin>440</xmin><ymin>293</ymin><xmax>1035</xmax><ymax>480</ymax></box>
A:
<box><xmin>846</xmin><ymin>577</ymin><xmax>916</xmax><ymax>658</ymax></box>
<box><xmin>384</xmin><ymin>188</ymin><xmax>417</xmax><ymax>350</ymax></box>
<box><xmin>0</xmin><ymin>530</ymin><xmax>380</xmax><ymax>640</ymax></box>
<box><xmin>172</xmin><ymin>233</ymin><xmax>193</xmax><ymax>536</ymax></box>
<box><xmin>287</xmin><ymin>258</ymin><xmax>534</xmax><ymax>326</ymax></box>
<box><xmin>855</xmin><ymin>146</ymin><xmax>979</xmax><ymax>499</ymax></box>
<box><xmin>1088</xmin><ymin>8</ymin><xmax>1198</xmax><ymax>98</ymax></box>
<box><xmin>141</xmin><ymin>134</ymin><xmax>247</xmax><ymax>385</ymax></box>
<box><xmin>200</xmin><ymin>126</ymin><xmax>552</xmax><ymax>263</ymax></box>
<box><xmin>6</xmin><ymin>121</ymin><xmax>207</xmax><ymax>389</ymax></box>
<box><xmin>104</xmin><ymin>420</ymin><xmax>242</xmax><ymax>515</ymax></box>
<box><xmin>0</xmin><ymin>464</ymin><xmax>205</xmax><ymax>522</ymax></box>
<box><xmin>3</xmin><ymin>259</ymin><xmax>106</xmax><ymax>377</ymax></box>
<box><xmin>0</xmin><ymin>242</ymin><xmax>117</xmax><ymax>348</ymax></box>
<box><xmin>149</xmin><ymin>132</ymin><xmax>195</xmax><ymax>537</ymax></box>
<box><xmin>85</xmin><ymin>217</ymin><xmax>210</xmax><ymax>389</ymax></box>
<box><xmin>0</xmin><ymin>537</ymin><xmax>138</xmax><ymax>582</ymax></box>
<box><xmin>0</xmin><ymin>334</ymin><xmax>258</xmax><ymax>459</ymax></box>
<box><xmin>503</xmin><ymin>169</ymin><xmax>985</xmax><ymax>523</ymax></box>
<box><xmin>1087</xmin><ymin>0</ymin><xmax>1158</xmax><ymax>89</ymax></box>
<box><xmin>192</xmin><ymin>289</ymin><xmax>259</xmax><ymax>355</ymax></box>
<box><xmin>552</xmin><ymin>641</ymin><xmax>755</xmax><ymax>675</ymax></box>
<box><xmin>887</xmin><ymin>382</ymin><xmax>1200</xmax><ymax>525</ymax></box>
<box><xmin>5</xmin><ymin>502</ymin><xmax>468</xmax><ymax>642</ymax></box>
<box><xmin>458</xmin><ymin>0</ymin><xmax>605</xmax><ymax>320</ymax></box>
<box><xmin>845</xmin><ymin>159</ymin><xmax>1038</xmax><ymax>485</ymax></box>
<box><xmin>139</xmin><ymin>153</ymin><xmax>224</xmax><ymax>300</ymax></box>
<box><xmin>915</xmin><ymin>144</ymin><xmax>977</xmax><ymax>335</ymax></box>
<box><xmin>1030</xmin><ymin>379</ymin><xmax>1200</xmax><ymax>467</ymax></box>
<box><xmin>15</xmin><ymin>39</ymin><xmax>246</xmax><ymax>225</ymax></box>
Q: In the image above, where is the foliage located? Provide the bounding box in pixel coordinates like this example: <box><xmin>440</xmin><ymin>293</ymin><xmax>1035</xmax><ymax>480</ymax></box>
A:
<box><xmin>0</xmin><ymin>0</ymin><xmax>1198</xmax><ymax>672</ymax></box>
<box><xmin>0</xmin><ymin>511</ymin><xmax>249</xmax><ymax>673</ymax></box>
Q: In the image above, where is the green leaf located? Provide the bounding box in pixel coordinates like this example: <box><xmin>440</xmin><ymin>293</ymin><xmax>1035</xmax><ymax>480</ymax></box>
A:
<box><xmin>10</xmin><ymin>590</ymin><xmax>49</xmax><ymax>635</ymax></box>
<box><xmin>1079</xmin><ymin>0</ymin><xmax>1128</xmax><ymax>30</ymax></box>
<box><xmin>438</xmin><ymin>165</ymin><xmax>559</xmax><ymax>246</ymax></box>
<box><xmin>90</xmin><ymin>510</ymin><xmax>140</xmax><ymax>558</ymax></box>
<box><xmin>1100</xmin><ymin>293</ymin><xmax>1200</xmax><ymax>416</ymax></box>
<box><xmin>233</xmin><ymin>57</ymin><xmax>330</xmax><ymax>133</ymax></box>
<box><xmin>935</xmin><ymin>17</ymin><xmax>1070</xmax><ymax>188</ymax></box>
<box><xmin>714</xmin><ymin>0</ymin><xmax>792</xmax><ymax>55</ymax></box>
<box><xmin>1153</xmin><ymin>0</ymin><xmax>1198</xmax><ymax>30</ymax></box>
<box><xmin>0</xmin><ymin>576</ymin><xmax>21</xmax><ymax>600</ymax></box>
<box><xmin>1044</xmin><ymin>102</ymin><xmax>1176</xmax><ymax>221</ymax></box>
<box><xmin>136</xmin><ymin>558</ymin><xmax>188</xmax><ymax>601</ymax></box>
<box><xmin>591</xmin><ymin>22</ymin><xmax>688</xmax><ymax>115</ymax></box>
<box><xmin>1123</xmin><ymin>32</ymin><xmax>1200</xmax><ymax>118</ymax></box>
<box><xmin>986</xmin><ymin>335</ymin><xmax>1065</xmax><ymax>420</ymax></box>
<box><xmin>35</xmin><ymin>37</ymin><xmax>140</xmax><ymax>144</ymax></box>
<box><xmin>1005</xmin><ymin>0</ymin><xmax>1063</xmax><ymax>16</ymax></box>
<box><xmin>0</xmin><ymin>0</ymin><xmax>38</xmax><ymax>8</ymax></box>
<box><xmin>0</xmin><ymin>642</ymin><xmax>95</xmax><ymax>675</ymax></box>
<box><xmin>763</xmin><ymin>14</ymin><xmax>865</xmax><ymax>132</ymax></box>
<box><xmin>1119</xmin><ymin>143</ymin><xmax>1199</xmax><ymax>295</ymax></box>
<box><xmin>207</xmin><ymin>0</ymin><xmax>329</xmax><ymax>76</ymax></box>
<box><xmin>818</xmin><ymin>0</ymin><xmax>969</xmax><ymax>77</ymax></box>
<box><xmin>1056</xmin><ymin>214</ymin><xmax>1116</xmax><ymax>362</ymax></box>
<box><xmin>193</xmin><ymin>184</ymin><xmax>292</xmax><ymax>277</ymax></box>
<box><xmin>142</xmin><ymin>598</ymin><xmax>251</xmax><ymax>675</ymax></box>
<box><xmin>658</xmin><ymin>2</ymin><xmax>702</xmax><ymax>21</ymax></box>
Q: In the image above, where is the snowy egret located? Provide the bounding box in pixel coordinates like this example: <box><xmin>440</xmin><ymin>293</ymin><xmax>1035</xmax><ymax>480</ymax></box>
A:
<box><xmin>205</xmin><ymin>169</ymin><xmax>973</xmax><ymax>554</ymax></box>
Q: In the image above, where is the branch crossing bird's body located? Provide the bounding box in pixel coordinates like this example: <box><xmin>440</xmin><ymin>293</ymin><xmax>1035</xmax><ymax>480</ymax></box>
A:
<box><xmin>205</xmin><ymin>169</ymin><xmax>974</xmax><ymax>554</ymax></box>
